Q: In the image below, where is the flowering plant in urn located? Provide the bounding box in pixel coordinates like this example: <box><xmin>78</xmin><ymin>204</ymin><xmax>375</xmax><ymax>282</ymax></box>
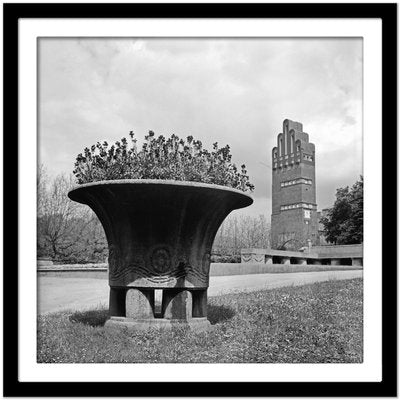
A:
<box><xmin>69</xmin><ymin>131</ymin><xmax>253</xmax><ymax>332</ymax></box>
<box><xmin>73</xmin><ymin>131</ymin><xmax>254</xmax><ymax>192</ymax></box>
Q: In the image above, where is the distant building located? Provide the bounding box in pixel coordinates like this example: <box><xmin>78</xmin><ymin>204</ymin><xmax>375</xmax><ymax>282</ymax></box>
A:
<box><xmin>271</xmin><ymin>119</ymin><xmax>319</xmax><ymax>250</ymax></box>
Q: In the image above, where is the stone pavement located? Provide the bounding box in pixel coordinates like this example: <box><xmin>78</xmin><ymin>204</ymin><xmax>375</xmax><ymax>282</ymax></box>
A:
<box><xmin>37</xmin><ymin>270</ymin><xmax>363</xmax><ymax>315</ymax></box>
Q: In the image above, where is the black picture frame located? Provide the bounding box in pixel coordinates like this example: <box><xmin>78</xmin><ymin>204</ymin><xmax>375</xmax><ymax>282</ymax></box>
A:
<box><xmin>3</xmin><ymin>2</ymin><xmax>396</xmax><ymax>397</ymax></box>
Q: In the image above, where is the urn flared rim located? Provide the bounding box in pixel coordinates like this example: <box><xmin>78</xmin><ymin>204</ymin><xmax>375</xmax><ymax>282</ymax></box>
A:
<box><xmin>68</xmin><ymin>178</ymin><xmax>253</xmax><ymax>205</ymax></box>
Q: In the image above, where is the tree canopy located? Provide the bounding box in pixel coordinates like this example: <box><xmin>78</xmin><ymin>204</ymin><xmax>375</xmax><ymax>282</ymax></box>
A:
<box><xmin>320</xmin><ymin>176</ymin><xmax>363</xmax><ymax>245</ymax></box>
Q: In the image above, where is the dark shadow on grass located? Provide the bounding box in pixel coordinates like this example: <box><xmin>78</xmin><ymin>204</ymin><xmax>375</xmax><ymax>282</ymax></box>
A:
<box><xmin>69</xmin><ymin>309</ymin><xmax>109</xmax><ymax>327</ymax></box>
<box><xmin>207</xmin><ymin>304</ymin><xmax>236</xmax><ymax>325</ymax></box>
<box><xmin>68</xmin><ymin>304</ymin><xmax>235</xmax><ymax>327</ymax></box>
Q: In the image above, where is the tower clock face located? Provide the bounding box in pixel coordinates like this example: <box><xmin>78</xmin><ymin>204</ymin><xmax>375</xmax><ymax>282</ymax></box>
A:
<box><xmin>304</xmin><ymin>210</ymin><xmax>311</xmax><ymax>219</ymax></box>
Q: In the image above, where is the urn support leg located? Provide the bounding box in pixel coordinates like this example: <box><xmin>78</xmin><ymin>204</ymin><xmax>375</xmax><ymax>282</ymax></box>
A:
<box><xmin>162</xmin><ymin>289</ymin><xmax>192</xmax><ymax>320</ymax></box>
<box><xmin>109</xmin><ymin>287</ymin><xmax>126</xmax><ymax>317</ymax></box>
<box><xmin>192</xmin><ymin>289</ymin><xmax>207</xmax><ymax>318</ymax></box>
<box><xmin>126</xmin><ymin>288</ymin><xmax>155</xmax><ymax>319</ymax></box>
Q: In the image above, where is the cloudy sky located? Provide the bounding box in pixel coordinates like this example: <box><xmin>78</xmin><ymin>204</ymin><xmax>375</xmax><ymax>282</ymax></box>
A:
<box><xmin>38</xmin><ymin>38</ymin><xmax>362</xmax><ymax>218</ymax></box>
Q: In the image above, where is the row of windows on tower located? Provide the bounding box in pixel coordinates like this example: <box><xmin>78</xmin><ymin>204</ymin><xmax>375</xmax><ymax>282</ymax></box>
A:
<box><xmin>273</xmin><ymin>153</ymin><xmax>314</xmax><ymax>161</ymax></box>
<box><xmin>273</xmin><ymin>151</ymin><xmax>300</xmax><ymax>160</ymax></box>
<box><xmin>274</xmin><ymin>163</ymin><xmax>299</xmax><ymax>172</ymax></box>
<box><xmin>280</xmin><ymin>203</ymin><xmax>315</xmax><ymax>211</ymax></box>
<box><xmin>273</xmin><ymin>154</ymin><xmax>314</xmax><ymax>169</ymax></box>
<box><xmin>280</xmin><ymin>178</ymin><xmax>312</xmax><ymax>187</ymax></box>
<box><xmin>274</xmin><ymin>158</ymin><xmax>301</xmax><ymax>169</ymax></box>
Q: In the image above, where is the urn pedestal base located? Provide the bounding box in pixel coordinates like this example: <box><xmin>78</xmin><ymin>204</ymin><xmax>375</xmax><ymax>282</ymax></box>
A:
<box><xmin>105</xmin><ymin>316</ymin><xmax>212</xmax><ymax>332</ymax></box>
<box><xmin>107</xmin><ymin>287</ymin><xmax>212</xmax><ymax>332</ymax></box>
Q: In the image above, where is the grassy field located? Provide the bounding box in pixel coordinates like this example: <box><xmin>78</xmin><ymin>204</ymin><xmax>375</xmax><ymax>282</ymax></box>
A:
<box><xmin>37</xmin><ymin>278</ymin><xmax>363</xmax><ymax>363</ymax></box>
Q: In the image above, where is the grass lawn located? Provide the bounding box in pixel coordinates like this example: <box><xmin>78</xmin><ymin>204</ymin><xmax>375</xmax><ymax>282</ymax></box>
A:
<box><xmin>37</xmin><ymin>278</ymin><xmax>363</xmax><ymax>363</ymax></box>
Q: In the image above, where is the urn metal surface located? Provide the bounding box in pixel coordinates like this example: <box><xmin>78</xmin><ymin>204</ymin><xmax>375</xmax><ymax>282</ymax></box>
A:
<box><xmin>68</xmin><ymin>179</ymin><xmax>253</xmax><ymax>331</ymax></box>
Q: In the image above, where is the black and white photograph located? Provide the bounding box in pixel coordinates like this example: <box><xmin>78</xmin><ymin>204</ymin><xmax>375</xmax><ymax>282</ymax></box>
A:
<box><xmin>3</xmin><ymin>2</ymin><xmax>396</xmax><ymax>396</ymax></box>
<box><xmin>36</xmin><ymin>36</ymin><xmax>364</xmax><ymax>363</ymax></box>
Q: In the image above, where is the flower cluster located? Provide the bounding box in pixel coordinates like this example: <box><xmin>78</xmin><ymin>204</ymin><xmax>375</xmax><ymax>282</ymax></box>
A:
<box><xmin>73</xmin><ymin>131</ymin><xmax>254</xmax><ymax>192</ymax></box>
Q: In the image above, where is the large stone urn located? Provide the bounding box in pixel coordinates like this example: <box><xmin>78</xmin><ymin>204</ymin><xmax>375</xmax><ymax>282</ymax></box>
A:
<box><xmin>68</xmin><ymin>179</ymin><xmax>253</xmax><ymax>331</ymax></box>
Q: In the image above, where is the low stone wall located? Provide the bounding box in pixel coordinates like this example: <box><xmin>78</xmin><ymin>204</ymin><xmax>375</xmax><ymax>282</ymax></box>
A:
<box><xmin>241</xmin><ymin>246</ymin><xmax>363</xmax><ymax>266</ymax></box>
<box><xmin>38</xmin><ymin>263</ymin><xmax>108</xmax><ymax>270</ymax></box>
<box><xmin>210</xmin><ymin>263</ymin><xmax>362</xmax><ymax>275</ymax></box>
<box><xmin>37</xmin><ymin>269</ymin><xmax>108</xmax><ymax>279</ymax></box>
<box><xmin>38</xmin><ymin>262</ymin><xmax>362</xmax><ymax>279</ymax></box>
<box><xmin>311</xmin><ymin>244</ymin><xmax>363</xmax><ymax>258</ymax></box>
<box><xmin>37</xmin><ymin>258</ymin><xmax>54</xmax><ymax>266</ymax></box>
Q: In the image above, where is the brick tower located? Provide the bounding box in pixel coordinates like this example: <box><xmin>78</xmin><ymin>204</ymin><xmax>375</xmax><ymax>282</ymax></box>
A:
<box><xmin>271</xmin><ymin>119</ymin><xmax>319</xmax><ymax>250</ymax></box>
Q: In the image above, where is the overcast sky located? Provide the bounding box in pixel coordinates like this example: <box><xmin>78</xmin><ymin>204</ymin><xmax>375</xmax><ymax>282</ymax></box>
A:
<box><xmin>38</xmin><ymin>38</ymin><xmax>362</xmax><ymax>218</ymax></box>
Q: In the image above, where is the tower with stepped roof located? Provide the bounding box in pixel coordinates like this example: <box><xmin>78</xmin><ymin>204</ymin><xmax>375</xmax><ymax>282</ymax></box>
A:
<box><xmin>271</xmin><ymin>119</ymin><xmax>319</xmax><ymax>250</ymax></box>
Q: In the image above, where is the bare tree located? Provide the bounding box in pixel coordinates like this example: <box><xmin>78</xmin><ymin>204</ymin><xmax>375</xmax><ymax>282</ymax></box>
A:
<box><xmin>212</xmin><ymin>214</ymin><xmax>271</xmax><ymax>256</ymax></box>
<box><xmin>37</xmin><ymin>166</ymin><xmax>107</xmax><ymax>263</ymax></box>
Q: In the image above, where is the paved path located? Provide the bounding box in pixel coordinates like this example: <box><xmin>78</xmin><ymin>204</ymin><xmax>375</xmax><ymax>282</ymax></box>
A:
<box><xmin>37</xmin><ymin>270</ymin><xmax>363</xmax><ymax>314</ymax></box>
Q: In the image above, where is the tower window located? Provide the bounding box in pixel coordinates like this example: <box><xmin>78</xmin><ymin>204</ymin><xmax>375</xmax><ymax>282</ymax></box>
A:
<box><xmin>280</xmin><ymin>178</ymin><xmax>312</xmax><ymax>187</ymax></box>
<box><xmin>291</xmin><ymin>134</ymin><xmax>295</xmax><ymax>154</ymax></box>
<box><xmin>280</xmin><ymin>202</ymin><xmax>315</xmax><ymax>212</ymax></box>
<box><xmin>303</xmin><ymin>154</ymin><xmax>313</xmax><ymax>161</ymax></box>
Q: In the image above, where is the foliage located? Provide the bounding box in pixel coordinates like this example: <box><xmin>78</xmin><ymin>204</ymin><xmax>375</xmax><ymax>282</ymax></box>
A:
<box><xmin>210</xmin><ymin>254</ymin><xmax>241</xmax><ymax>263</ymax></box>
<box><xmin>37</xmin><ymin>166</ymin><xmax>107</xmax><ymax>263</ymax></box>
<box><xmin>73</xmin><ymin>131</ymin><xmax>254</xmax><ymax>192</ymax></box>
<box><xmin>213</xmin><ymin>214</ymin><xmax>270</xmax><ymax>255</ymax></box>
<box><xmin>37</xmin><ymin>278</ymin><xmax>363</xmax><ymax>363</ymax></box>
<box><xmin>320</xmin><ymin>176</ymin><xmax>363</xmax><ymax>245</ymax></box>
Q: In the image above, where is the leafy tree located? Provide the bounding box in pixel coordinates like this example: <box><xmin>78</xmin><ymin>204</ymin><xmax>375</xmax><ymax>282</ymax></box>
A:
<box><xmin>73</xmin><ymin>131</ymin><xmax>254</xmax><ymax>192</ymax></box>
<box><xmin>321</xmin><ymin>176</ymin><xmax>363</xmax><ymax>244</ymax></box>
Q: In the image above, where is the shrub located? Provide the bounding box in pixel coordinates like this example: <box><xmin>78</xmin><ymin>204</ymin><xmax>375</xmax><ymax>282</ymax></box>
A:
<box><xmin>73</xmin><ymin>131</ymin><xmax>254</xmax><ymax>192</ymax></box>
<box><xmin>210</xmin><ymin>254</ymin><xmax>241</xmax><ymax>263</ymax></box>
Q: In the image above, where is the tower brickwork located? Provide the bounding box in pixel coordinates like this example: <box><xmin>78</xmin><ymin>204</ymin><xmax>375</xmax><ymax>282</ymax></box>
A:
<box><xmin>271</xmin><ymin>119</ymin><xmax>319</xmax><ymax>250</ymax></box>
